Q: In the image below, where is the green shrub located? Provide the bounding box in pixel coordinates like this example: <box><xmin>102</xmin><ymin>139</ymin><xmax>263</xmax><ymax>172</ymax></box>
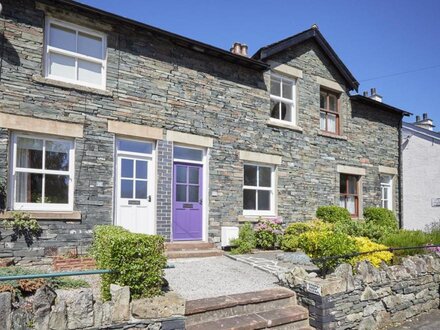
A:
<box><xmin>91</xmin><ymin>225</ymin><xmax>167</xmax><ymax>300</ymax></box>
<box><xmin>231</xmin><ymin>222</ymin><xmax>256</xmax><ymax>255</ymax></box>
<box><xmin>363</xmin><ymin>207</ymin><xmax>398</xmax><ymax>230</ymax></box>
<box><xmin>254</xmin><ymin>218</ymin><xmax>283</xmax><ymax>249</ymax></box>
<box><xmin>298</xmin><ymin>227</ymin><xmax>358</xmax><ymax>272</ymax></box>
<box><xmin>425</xmin><ymin>221</ymin><xmax>440</xmax><ymax>244</ymax></box>
<box><xmin>316</xmin><ymin>206</ymin><xmax>351</xmax><ymax>224</ymax></box>
<box><xmin>380</xmin><ymin>230</ymin><xmax>431</xmax><ymax>258</ymax></box>
<box><xmin>281</xmin><ymin>222</ymin><xmax>311</xmax><ymax>251</ymax></box>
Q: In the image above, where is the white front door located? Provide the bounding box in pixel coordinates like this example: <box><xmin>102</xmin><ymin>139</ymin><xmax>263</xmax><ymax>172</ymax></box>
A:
<box><xmin>115</xmin><ymin>139</ymin><xmax>155</xmax><ymax>234</ymax></box>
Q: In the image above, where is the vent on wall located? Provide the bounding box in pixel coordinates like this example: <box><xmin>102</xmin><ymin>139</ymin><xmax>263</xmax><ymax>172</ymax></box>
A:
<box><xmin>221</xmin><ymin>226</ymin><xmax>239</xmax><ymax>248</ymax></box>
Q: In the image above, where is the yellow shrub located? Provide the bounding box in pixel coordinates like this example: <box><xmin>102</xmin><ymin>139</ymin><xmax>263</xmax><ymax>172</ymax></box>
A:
<box><xmin>351</xmin><ymin>237</ymin><xmax>393</xmax><ymax>267</ymax></box>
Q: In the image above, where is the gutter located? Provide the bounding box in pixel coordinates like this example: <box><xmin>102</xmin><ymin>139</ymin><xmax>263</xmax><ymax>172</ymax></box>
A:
<box><xmin>398</xmin><ymin>119</ymin><xmax>403</xmax><ymax>229</ymax></box>
<box><xmin>41</xmin><ymin>0</ymin><xmax>268</xmax><ymax>71</ymax></box>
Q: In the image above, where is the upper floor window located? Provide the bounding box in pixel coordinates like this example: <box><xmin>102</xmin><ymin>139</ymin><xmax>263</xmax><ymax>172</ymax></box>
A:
<box><xmin>339</xmin><ymin>174</ymin><xmax>359</xmax><ymax>217</ymax></box>
<box><xmin>380</xmin><ymin>175</ymin><xmax>393</xmax><ymax>210</ymax></box>
<box><xmin>270</xmin><ymin>75</ymin><xmax>296</xmax><ymax>124</ymax></box>
<box><xmin>320</xmin><ymin>90</ymin><xmax>340</xmax><ymax>134</ymax></box>
<box><xmin>11</xmin><ymin>133</ymin><xmax>75</xmax><ymax>211</ymax></box>
<box><xmin>44</xmin><ymin>18</ymin><xmax>107</xmax><ymax>89</ymax></box>
<box><xmin>243</xmin><ymin>164</ymin><xmax>275</xmax><ymax>215</ymax></box>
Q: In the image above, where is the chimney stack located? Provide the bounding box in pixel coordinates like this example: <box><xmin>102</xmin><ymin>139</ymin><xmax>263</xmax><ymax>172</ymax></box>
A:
<box><xmin>230</xmin><ymin>42</ymin><xmax>249</xmax><ymax>57</ymax></box>
<box><xmin>414</xmin><ymin>113</ymin><xmax>435</xmax><ymax>131</ymax></box>
<box><xmin>363</xmin><ymin>91</ymin><xmax>368</xmax><ymax>97</ymax></box>
<box><xmin>369</xmin><ymin>87</ymin><xmax>383</xmax><ymax>102</ymax></box>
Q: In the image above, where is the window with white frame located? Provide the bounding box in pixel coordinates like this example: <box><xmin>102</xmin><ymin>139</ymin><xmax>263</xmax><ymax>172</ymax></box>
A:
<box><xmin>11</xmin><ymin>133</ymin><xmax>75</xmax><ymax>211</ymax></box>
<box><xmin>45</xmin><ymin>18</ymin><xmax>107</xmax><ymax>89</ymax></box>
<box><xmin>380</xmin><ymin>175</ymin><xmax>393</xmax><ymax>210</ymax></box>
<box><xmin>243</xmin><ymin>164</ymin><xmax>275</xmax><ymax>215</ymax></box>
<box><xmin>270</xmin><ymin>74</ymin><xmax>296</xmax><ymax>124</ymax></box>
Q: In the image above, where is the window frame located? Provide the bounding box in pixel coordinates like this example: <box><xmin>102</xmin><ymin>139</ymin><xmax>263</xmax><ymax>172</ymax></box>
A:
<box><xmin>10</xmin><ymin>132</ymin><xmax>75</xmax><ymax>211</ymax></box>
<box><xmin>320</xmin><ymin>89</ymin><xmax>340</xmax><ymax>135</ymax></box>
<box><xmin>339</xmin><ymin>174</ymin><xmax>359</xmax><ymax>217</ymax></box>
<box><xmin>270</xmin><ymin>73</ymin><xmax>297</xmax><ymax>125</ymax></box>
<box><xmin>44</xmin><ymin>17</ymin><xmax>107</xmax><ymax>90</ymax></box>
<box><xmin>380</xmin><ymin>175</ymin><xmax>393</xmax><ymax>210</ymax></box>
<box><xmin>243</xmin><ymin>163</ymin><xmax>276</xmax><ymax>216</ymax></box>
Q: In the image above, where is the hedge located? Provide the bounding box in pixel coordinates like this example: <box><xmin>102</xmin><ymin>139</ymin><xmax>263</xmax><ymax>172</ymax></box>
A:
<box><xmin>316</xmin><ymin>205</ymin><xmax>351</xmax><ymax>224</ymax></box>
<box><xmin>91</xmin><ymin>225</ymin><xmax>167</xmax><ymax>300</ymax></box>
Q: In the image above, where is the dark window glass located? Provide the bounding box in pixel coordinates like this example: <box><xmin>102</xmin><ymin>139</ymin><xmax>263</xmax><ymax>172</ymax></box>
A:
<box><xmin>176</xmin><ymin>184</ymin><xmax>186</xmax><ymax>202</ymax></box>
<box><xmin>121</xmin><ymin>159</ymin><xmax>134</xmax><ymax>178</ymax></box>
<box><xmin>45</xmin><ymin>174</ymin><xmax>69</xmax><ymax>203</ymax></box>
<box><xmin>259</xmin><ymin>167</ymin><xmax>272</xmax><ymax>187</ymax></box>
<box><xmin>135</xmin><ymin>181</ymin><xmax>148</xmax><ymax>199</ymax></box>
<box><xmin>118</xmin><ymin>140</ymin><xmax>153</xmax><ymax>154</ymax></box>
<box><xmin>189</xmin><ymin>167</ymin><xmax>199</xmax><ymax>184</ymax></box>
<box><xmin>45</xmin><ymin>140</ymin><xmax>70</xmax><ymax>171</ymax></box>
<box><xmin>258</xmin><ymin>191</ymin><xmax>270</xmax><ymax>210</ymax></box>
<box><xmin>135</xmin><ymin>160</ymin><xmax>148</xmax><ymax>179</ymax></box>
<box><xmin>188</xmin><ymin>186</ymin><xmax>199</xmax><ymax>203</ymax></box>
<box><xmin>16</xmin><ymin>137</ymin><xmax>43</xmax><ymax>169</ymax></box>
<box><xmin>174</xmin><ymin>146</ymin><xmax>203</xmax><ymax>161</ymax></box>
<box><xmin>16</xmin><ymin>173</ymin><xmax>43</xmax><ymax>203</ymax></box>
<box><xmin>176</xmin><ymin>166</ymin><xmax>187</xmax><ymax>183</ymax></box>
<box><xmin>121</xmin><ymin>179</ymin><xmax>133</xmax><ymax>198</ymax></box>
<box><xmin>244</xmin><ymin>165</ymin><xmax>257</xmax><ymax>186</ymax></box>
<box><xmin>243</xmin><ymin>189</ymin><xmax>256</xmax><ymax>210</ymax></box>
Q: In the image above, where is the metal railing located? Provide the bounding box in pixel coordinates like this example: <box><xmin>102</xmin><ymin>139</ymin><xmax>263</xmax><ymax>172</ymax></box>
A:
<box><xmin>0</xmin><ymin>264</ymin><xmax>175</xmax><ymax>282</ymax></box>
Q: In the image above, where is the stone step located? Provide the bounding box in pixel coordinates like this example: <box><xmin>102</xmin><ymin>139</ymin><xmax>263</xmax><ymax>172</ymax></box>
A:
<box><xmin>186</xmin><ymin>305</ymin><xmax>309</xmax><ymax>330</ymax></box>
<box><xmin>165</xmin><ymin>249</ymin><xmax>224</xmax><ymax>259</ymax></box>
<box><xmin>185</xmin><ymin>288</ymin><xmax>297</xmax><ymax>326</ymax></box>
<box><xmin>165</xmin><ymin>242</ymin><xmax>216</xmax><ymax>251</ymax></box>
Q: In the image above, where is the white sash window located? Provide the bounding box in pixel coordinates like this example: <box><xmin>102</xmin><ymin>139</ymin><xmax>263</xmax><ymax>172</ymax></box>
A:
<box><xmin>44</xmin><ymin>18</ymin><xmax>107</xmax><ymax>89</ymax></box>
<box><xmin>381</xmin><ymin>175</ymin><xmax>393</xmax><ymax>210</ymax></box>
<box><xmin>11</xmin><ymin>133</ymin><xmax>75</xmax><ymax>211</ymax></box>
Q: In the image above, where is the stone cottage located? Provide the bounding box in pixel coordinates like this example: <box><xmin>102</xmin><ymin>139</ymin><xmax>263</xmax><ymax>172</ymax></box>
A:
<box><xmin>0</xmin><ymin>0</ymin><xmax>410</xmax><ymax>256</ymax></box>
<box><xmin>402</xmin><ymin>114</ymin><xmax>440</xmax><ymax>230</ymax></box>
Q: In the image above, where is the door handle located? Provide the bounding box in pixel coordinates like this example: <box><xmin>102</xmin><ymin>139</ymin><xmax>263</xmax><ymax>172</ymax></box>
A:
<box><xmin>148</xmin><ymin>195</ymin><xmax>152</xmax><ymax>202</ymax></box>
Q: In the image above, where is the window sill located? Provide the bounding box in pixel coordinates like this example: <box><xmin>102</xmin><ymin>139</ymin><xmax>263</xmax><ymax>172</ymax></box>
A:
<box><xmin>32</xmin><ymin>75</ymin><xmax>112</xmax><ymax>97</ymax></box>
<box><xmin>238</xmin><ymin>215</ymin><xmax>281</xmax><ymax>223</ymax></box>
<box><xmin>0</xmin><ymin>211</ymin><xmax>82</xmax><ymax>221</ymax></box>
<box><xmin>318</xmin><ymin>131</ymin><xmax>348</xmax><ymax>141</ymax></box>
<box><xmin>267</xmin><ymin>118</ymin><xmax>303</xmax><ymax>133</ymax></box>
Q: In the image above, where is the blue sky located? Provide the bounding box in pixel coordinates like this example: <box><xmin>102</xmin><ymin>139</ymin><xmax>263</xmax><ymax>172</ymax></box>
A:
<box><xmin>77</xmin><ymin>0</ymin><xmax>440</xmax><ymax>126</ymax></box>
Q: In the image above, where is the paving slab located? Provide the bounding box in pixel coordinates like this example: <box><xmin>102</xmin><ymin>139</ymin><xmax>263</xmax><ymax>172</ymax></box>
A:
<box><xmin>387</xmin><ymin>309</ymin><xmax>440</xmax><ymax>330</ymax></box>
<box><xmin>164</xmin><ymin>256</ymin><xmax>280</xmax><ymax>300</ymax></box>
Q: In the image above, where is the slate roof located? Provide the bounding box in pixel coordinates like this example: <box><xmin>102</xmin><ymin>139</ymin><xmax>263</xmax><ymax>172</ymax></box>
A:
<box><xmin>252</xmin><ymin>27</ymin><xmax>359</xmax><ymax>91</ymax></box>
<box><xmin>350</xmin><ymin>95</ymin><xmax>412</xmax><ymax>117</ymax></box>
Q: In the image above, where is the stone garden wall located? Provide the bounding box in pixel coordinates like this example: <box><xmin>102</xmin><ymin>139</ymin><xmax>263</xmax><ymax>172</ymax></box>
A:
<box><xmin>281</xmin><ymin>254</ymin><xmax>440</xmax><ymax>329</ymax></box>
<box><xmin>0</xmin><ymin>284</ymin><xmax>185</xmax><ymax>330</ymax></box>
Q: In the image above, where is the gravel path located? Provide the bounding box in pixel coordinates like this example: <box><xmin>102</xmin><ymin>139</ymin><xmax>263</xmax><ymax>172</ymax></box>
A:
<box><xmin>164</xmin><ymin>256</ymin><xmax>280</xmax><ymax>300</ymax></box>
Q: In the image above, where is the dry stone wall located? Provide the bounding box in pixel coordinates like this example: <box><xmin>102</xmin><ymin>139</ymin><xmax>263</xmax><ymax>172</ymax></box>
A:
<box><xmin>281</xmin><ymin>254</ymin><xmax>440</xmax><ymax>329</ymax></box>
<box><xmin>0</xmin><ymin>284</ymin><xmax>185</xmax><ymax>330</ymax></box>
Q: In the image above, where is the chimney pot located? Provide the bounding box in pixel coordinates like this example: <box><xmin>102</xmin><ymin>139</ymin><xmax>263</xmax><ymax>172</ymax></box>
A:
<box><xmin>416</xmin><ymin>115</ymin><xmax>421</xmax><ymax>122</ymax></box>
<box><xmin>241</xmin><ymin>44</ymin><xmax>248</xmax><ymax>57</ymax></box>
<box><xmin>363</xmin><ymin>91</ymin><xmax>368</xmax><ymax>97</ymax></box>
<box><xmin>371</xmin><ymin>87</ymin><xmax>376</xmax><ymax>95</ymax></box>
<box><xmin>423</xmin><ymin>113</ymin><xmax>428</xmax><ymax>120</ymax></box>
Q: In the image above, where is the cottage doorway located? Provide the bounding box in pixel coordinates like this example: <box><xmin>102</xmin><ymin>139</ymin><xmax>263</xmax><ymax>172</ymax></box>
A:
<box><xmin>172</xmin><ymin>145</ymin><xmax>205</xmax><ymax>241</ymax></box>
<box><xmin>115</xmin><ymin>138</ymin><xmax>155</xmax><ymax>234</ymax></box>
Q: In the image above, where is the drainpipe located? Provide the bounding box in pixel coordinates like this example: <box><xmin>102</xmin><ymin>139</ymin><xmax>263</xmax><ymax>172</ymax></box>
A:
<box><xmin>398</xmin><ymin>118</ymin><xmax>403</xmax><ymax>229</ymax></box>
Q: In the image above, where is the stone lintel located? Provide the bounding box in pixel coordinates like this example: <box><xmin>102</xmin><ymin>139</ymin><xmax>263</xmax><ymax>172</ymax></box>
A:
<box><xmin>317</xmin><ymin>76</ymin><xmax>345</xmax><ymax>93</ymax></box>
<box><xmin>337</xmin><ymin>165</ymin><xmax>366</xmax><ymax>176</ymax></box>
<box><xmin>166</xmin><ymin>130</ymin><xmax>213</xmax><ymax>148</ymax></box>
<box><xmin>108</xmin><ymin>120</ymin><xmax>163</xmax><ymax>140</ymax></box>
<box><xmin>0</xmin><ymin>113</ymin><xmax>84</xmax><ymax>138</ymax></box>
<box><xmin>378</xmin><ymin>166</ymin><xmax>398</xmax><ymax>175</ymax></box>
<box><xmin>268</xmin><ymin>61</ymin><xmax>303</xmax><ymax>79</ymax></box>
<box><xmin>239</xmin><ymin>150</ymin><xmax>282</xmax><ymax>165</ymax></box>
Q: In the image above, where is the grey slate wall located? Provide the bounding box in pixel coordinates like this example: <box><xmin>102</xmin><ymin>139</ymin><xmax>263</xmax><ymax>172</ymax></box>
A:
<box><xmin>0</xmin><ymin>0</ymin><xmax>402</xmax><ymax>256</ymax></box>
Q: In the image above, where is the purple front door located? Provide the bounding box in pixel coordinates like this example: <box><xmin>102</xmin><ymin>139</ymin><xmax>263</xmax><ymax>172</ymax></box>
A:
<box><xmin>172</xmin><ymin>163</ymin><xmax>203</xmax><ymax>240</ymax></box>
